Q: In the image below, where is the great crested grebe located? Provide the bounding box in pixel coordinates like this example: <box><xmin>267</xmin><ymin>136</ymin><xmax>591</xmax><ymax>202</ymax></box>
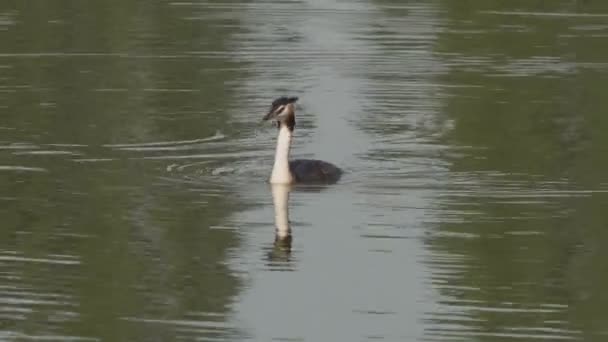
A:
<box><xmin>263</xmin><ymin>96</ymin><xmax>342</xmax><ymax>184</ymax></box>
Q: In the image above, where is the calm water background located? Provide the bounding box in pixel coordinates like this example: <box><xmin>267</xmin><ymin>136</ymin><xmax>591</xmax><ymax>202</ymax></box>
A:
<box><xmin>2</xmin><ymin>0</ymin><xmax>608</xmax><ymax>341</ymax></box>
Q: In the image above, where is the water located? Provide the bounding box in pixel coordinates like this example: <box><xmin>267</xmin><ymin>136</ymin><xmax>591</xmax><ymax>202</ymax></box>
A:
<box><xmin>1</xmin><ymin>0</ymin><xmax>608</xmax><ymax>341</ymax></box>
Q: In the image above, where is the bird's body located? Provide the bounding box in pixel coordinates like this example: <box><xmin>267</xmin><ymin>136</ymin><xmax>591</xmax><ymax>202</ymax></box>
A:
<box><xmin>263</xmin><ymin>96</ymin><xmax>342</xmax><ymax>185</ymax></box>
<box><xmin>289</xmin><ymin>159</ymin><xmax>342</xmax><ymax>183</ymax></box>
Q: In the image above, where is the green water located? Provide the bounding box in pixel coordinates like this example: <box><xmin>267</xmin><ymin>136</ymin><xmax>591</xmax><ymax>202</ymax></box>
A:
<box><xmin>1</xmin><ymin>1</ymin><xmax>607</xmax><ymax>341</ymax></box>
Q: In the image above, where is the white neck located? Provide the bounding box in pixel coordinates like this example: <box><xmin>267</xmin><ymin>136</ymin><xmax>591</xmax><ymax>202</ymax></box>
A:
<box><xmin>270</xmin><ymin>125</ymin><xmax>294</xmax><ymax>184</ymax></box>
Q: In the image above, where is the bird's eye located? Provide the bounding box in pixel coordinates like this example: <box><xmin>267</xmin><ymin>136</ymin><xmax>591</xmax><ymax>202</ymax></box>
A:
<box><xmin>275</xmin><ymin>105</ymin><xmax>285</xmax><ymax>113</ymax></box>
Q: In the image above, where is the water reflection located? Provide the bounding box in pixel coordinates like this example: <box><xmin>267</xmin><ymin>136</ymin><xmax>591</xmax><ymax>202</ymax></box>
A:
<box><xmin>265</xmin><ymin>184</ymin><xmax>293</xmax><ymax>266</ymax></box>
<box><xmin>264</xmin><ymin>184</ymin><xmax>341</xmax><ymax>268</ymax></box>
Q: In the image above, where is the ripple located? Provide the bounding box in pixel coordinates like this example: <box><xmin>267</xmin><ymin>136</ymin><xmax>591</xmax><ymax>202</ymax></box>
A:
<box><xmin>122</xmin><ymin>316</ymin><xmax>232</xmax><ymax>329</ymax></box>
<box><xmin>0</xmin><ymin>165</ymin><xmax>48</xmax><ymax>172</ymax></box>
<box><xmin>0</xmin><ymin>142</ymin><xmax>39</xmax><ymax>150</ymax></box>
<box><xmin>72</xmin><ymin>158</ymin><xmax>116</xmax><ymax>163</ymax></box>
<box><xmin>130</xmin><ymin>149</ymin><xmax>270</xmax><ymax>160</ymax></box>
<box><xmin>121</xmin><ymin>316</ymin><xmax>240</xmax><ymax>340</ymax></box>
<box><xmin>0</xmin><ymin>254</ymin><xmax>80</xmax><ymax>265</ymax></box>
<box><xmin>0</xmin><ymin>332</ymin><xmax>99</xmax><ymax>341</ymax></box>
<box><xmin>0</xmin><ymin>11</ymin><xmax>16</xmax><ymax>27</ymax></box>
<box><xmin>104</xmin><ymin>131</ymin><xmax>225</xmax><ymax>150</ymax></box>
<box><xmin>480</xmin><ymin>10</ymin><xmax>608</xmax><ymax>18</ymax></box>
<box><xmin>13</xmin><ymin>150</ymin><xmax>81</xmax><ymax>156</ymax></box>
<box><xmin>45</xmin><ymin>143</ymin><xmax>88</xmax><ymax>147</ymax></box>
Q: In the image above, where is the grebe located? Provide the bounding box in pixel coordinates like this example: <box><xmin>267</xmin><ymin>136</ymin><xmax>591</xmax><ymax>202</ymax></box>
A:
<box><xmin>263</xmin><ymin>96</ymin><xmax>342</xmax><ymax>184</ymax></box>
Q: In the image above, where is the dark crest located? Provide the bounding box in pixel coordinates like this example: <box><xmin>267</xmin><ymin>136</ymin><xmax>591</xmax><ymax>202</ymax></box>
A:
<box><xmin>269</xmin><ymin>96</ymin><xmax>298</xmax><ymax>112</ymax></box>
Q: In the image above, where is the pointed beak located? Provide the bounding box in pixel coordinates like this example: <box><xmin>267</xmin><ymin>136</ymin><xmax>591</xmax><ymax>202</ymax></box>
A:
<box><xmin>263</xmin><ymin>109</ymin><xmax>276</xmax><ymax>121</ymax></box>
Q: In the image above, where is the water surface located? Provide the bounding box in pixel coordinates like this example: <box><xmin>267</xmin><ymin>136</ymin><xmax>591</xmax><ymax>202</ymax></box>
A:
<box><xmin>1</xmin><ymin>0</ymin><xmax>608</xmax><ymax>341</ymax></box>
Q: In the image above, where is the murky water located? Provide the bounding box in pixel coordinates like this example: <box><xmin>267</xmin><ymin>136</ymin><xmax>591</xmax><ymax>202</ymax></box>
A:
<box><xmin>2</xmin><ymin>0</ymin><xmax>608</xmax><ymax>341</ymax></box>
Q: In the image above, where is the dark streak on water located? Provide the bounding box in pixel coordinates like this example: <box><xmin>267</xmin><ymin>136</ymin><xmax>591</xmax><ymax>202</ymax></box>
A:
<box><xmin>1</xmin><ymin>0</ymin><xmax>608</xmax><ymax>341</ymax></box>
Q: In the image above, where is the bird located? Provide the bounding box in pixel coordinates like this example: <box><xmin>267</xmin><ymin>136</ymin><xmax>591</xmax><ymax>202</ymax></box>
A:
<box><xmin>262</xmin><ymin>96</ymin><xmax>342</xmax><ymax>184</ymax></box>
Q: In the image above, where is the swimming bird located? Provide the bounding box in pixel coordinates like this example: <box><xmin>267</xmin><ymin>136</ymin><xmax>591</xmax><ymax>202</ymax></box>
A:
<box><xmin>263</xmin><ymin>96</ymin><xmax>342</xmax><ymax>184</ymax></box>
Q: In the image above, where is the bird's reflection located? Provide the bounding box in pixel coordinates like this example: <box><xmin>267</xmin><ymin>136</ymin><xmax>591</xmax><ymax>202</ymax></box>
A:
<box><xmin>264</xmin><ymin>184</ymin><xmax>330</xmax><ymax>268</ymax></box>
<box><xmin>265</xmin><ymin>184</ymin><xmax>293</xmax><ymax>265</ymax></box>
